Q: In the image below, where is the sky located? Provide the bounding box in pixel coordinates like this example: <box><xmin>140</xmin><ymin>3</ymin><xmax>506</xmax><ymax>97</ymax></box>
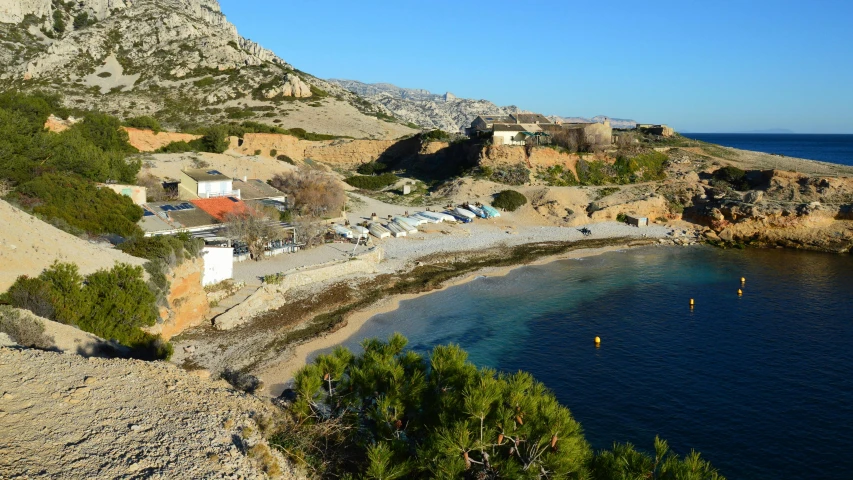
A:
<box><xmin>217</xmin><ymin>0</ymin><xmax>853</xmax><ymax>133</ymax></box>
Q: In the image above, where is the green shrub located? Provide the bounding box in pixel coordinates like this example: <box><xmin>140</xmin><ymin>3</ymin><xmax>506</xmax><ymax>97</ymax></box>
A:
<box><xmin>712</xmin><ymin>165</ymin><xmax>752</xmax><ymax>191</ymax></box>
<box><xmin>539</xmin><ymin>165</ymin><xmax>579</xmax><ymax>186</ymax></box>
<box><xmin>492</xmin><ymin>189</ymin><xmax>527</xmax><ymax>211</ymax></box>
<box><xmin>254</xmin><ymin>149</ymin><xmax>261</xmax><ymax>156</ymax></box>
<box><xmin>96</xmin><ymin>72</ymin><xmax>112</xmax><ymax>78</ymax></box>
<box><xmin>156</xmin><ymin>140</ymin><xmax>194</xmax><ymax>153</ymax></box>
<box><xmin>3</xmin><ymin>262</ymin><xmax>170</xmax><ymax>359</ymax></box>
<box><xmin>13</xmin><ymin>174</ymin><xmax>143</xmax><ymax>237</ymax></box>
<box><xmin>356</xmin><ymin>161</ymin><xmax>386</xmax><ymax>175</ymax></box>
<box><xmin>0</xmin><ymin>306</ymin><xmax>55</xmax><ymax>349</ymax></box>
<box><xmin>421</xmin><ymin>129</ymin><xmax>452</xmax><ymax>142</ymax></box>
<box><xmin>270</xmin><ymin>149</ymin><xmax>277</xmax><ymax>157</ymax></box>
<box><xmin>490</xmin><ymin>164</ymin><xmax>530</xmax><ymax>185</ymax></box>
<box><xmin>52</xmin><ymin>9</ymin><xmax>65</xmax><ymax>34</ymax></box>
<box><xmin>277</xmin><ymin>154</ymin><xmax>295</xmax><ymax>165</ymax></box>
<box><xmin>124</xmin><ymin>115</ymin><xmax>162</xmax><ymax>133</ymax></box>
<box><xmin>193</xmin><ymin>76</ymin><xmax>215</xmax><ymax>88</ymax></box>
<box><xmin>73</xmin><ymin>12</ymin><xmax>91</xmax><ymax>30</ymax></box>
<box><xmin>344</xmin><ymin>173</ymin><xmax>398</xmax><ymax>190</ymax></box>
<box><xmin>616</xmin><ymin>212</ymin><xmax>628</xmax><ymax>223</ymax></box>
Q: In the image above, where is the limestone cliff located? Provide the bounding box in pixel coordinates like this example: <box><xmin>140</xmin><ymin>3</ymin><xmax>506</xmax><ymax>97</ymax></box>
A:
<box><xmin>0</xmin><ymin>0</ymin><xmax>414</xmax><ymax>139</ymax></box>
<box><xmin>148</xmin><ymin>257</ymin><xmax>210</xmax><ymax>340</ymax></box>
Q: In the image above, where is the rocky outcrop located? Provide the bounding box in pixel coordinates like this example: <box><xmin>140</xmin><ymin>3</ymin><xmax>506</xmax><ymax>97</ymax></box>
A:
<box><xmin>0</xmin><ymin>347</ymin><xmax>300</xmax><ymax>478</ymax></box>
<box><xmin>263</xmin><ymin>73</ymin><xmax>312</xmax><ymax>98</ymax></box>
<box><xmin>124</xmin><ymin>127</ymin><xmax>201</xmax><ymax>151</ymax></box>
<box><xmin>148</xmin><ymin>257</ymin><xmax>210</xmax><ymax>340</ymax></box>
<box><xmin>688</xmin><ymin>170</ymin><xmax>853</xmax><ymax>252</ymax></box>
<box><xmin>0</xmin><ymin>0</ymin><xmax>51</xmax><ymax>23</ymax></box>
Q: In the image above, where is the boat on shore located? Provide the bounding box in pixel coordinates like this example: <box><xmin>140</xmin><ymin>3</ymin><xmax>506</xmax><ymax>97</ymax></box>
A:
<box><xmin>445</xmin><ymin>210</ymin><xmax>472</xmax><ymax>223</ymax></box>
<box><xmin>392</xmin><ymin>218</ymin><xmax>418</xmax><ymax>233</ymax></box>
<box><xmin>350</xmin><ymin>225</ymin><xmax>369</xmax><ymax>239</ymax></box>
<box><xmin>416</xmin><ymin>211</ymin><xmax>444</xmax><ymax>223</ymax></box>
<box><xmin>454</xmin><ymin>207</ymin><xmax>477</xmax><ymax>220</ymax></box>
<box><xmin>401</xmin><ymin>215</ymin><xmax>427</xmax><ymax>226</ymax></box>
<box><xmin>367</xmin><ymin>222</ymin><xmax>391</xmax><ymax>239</ymax></box>
<box><xmin>385</xmin><ymin>221</ymin><xmax>408</xmax><ymax>237</ymax></box>
<box><xmin>465</xmin><ymin>204</ymin><xmax>487</xmax><ymax>218</ymax></box>
<box><xmin>481</xmin><ymin>205</ymin><xmax>501</xmax><ymax>218</ymax></box>
<box><xmin>333</xmin><ymin>224</ymin><xmax>353</xmax><ymax>239</ymax></box>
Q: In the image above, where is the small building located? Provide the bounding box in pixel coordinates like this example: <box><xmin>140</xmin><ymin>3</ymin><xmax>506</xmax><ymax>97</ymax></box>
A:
<box><xmin>232</xmin><ymin>178</ymin><xmax>286</xmax><ymax>202</ymax></box>
<box><xmin>98</xmin><ymin>183</ymin><xmax>147</xmax><ymax>205</ymax></box>
<box><xmin>191</xmin><ymin>197</ymin><xmax>250</xmax><ymax>222</ymax></box>
<box><xmin>179</xmin><ymin>169</ymin><xmax>240</xmax><ymax>199</ymax></box>
<box><xmin>625</xmin><ymin>215</ymin><xmax>649</xmax><ymax>227</ymax></box>
<box><xmin>201</xmin><ymin>246</ymin><xmax>233</xmax><ymax>286</ymax></box>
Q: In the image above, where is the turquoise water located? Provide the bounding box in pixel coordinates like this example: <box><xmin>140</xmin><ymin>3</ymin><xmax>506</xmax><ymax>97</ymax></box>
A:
<box><xmin>312</xmin><ymin>246</ymin><xmax>853</xmax><ymax>479</ymax></box>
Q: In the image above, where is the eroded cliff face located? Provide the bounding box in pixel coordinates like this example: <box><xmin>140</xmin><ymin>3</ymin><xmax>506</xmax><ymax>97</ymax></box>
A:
<box><xmin>147</xmin><ymin>257</ymin><xmax>210</xmax><ymax>340</ymax></box>
<box><xmin>690</xmin><ymin>170</ymin><xmax>853</xmax><ymax>253</ymax></box>
<box><xmin>124</xmin><ymin>127</ymin><xmax>202</xmax><ymax>151</ymax></box>
<box><xmin>227</xmin><ymin>133</ymin><xmax>400</xmax><ymax>168</ymax></box>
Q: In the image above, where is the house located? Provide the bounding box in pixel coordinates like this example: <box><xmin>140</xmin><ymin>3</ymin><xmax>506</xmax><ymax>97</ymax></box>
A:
<box><xmin>191</xmin><ymin>197</ymin><xmax>250</xmax><ymax>222</ymax></box>
<box><xmin>491</xmin><ymin>124</ymin><xmax>528</xmax><ymax>146</ymax></box>
<box><xmin>98</xmin><ymin>183</ymin><xmax>147</xmax><ymax>205</ymax></box>
<box><xmin>232</xmin><ymin>178</ymin><xmax>286</xmax><ymax>202</ymax></box>
<box><xmin>179</xmin><ymin>169</ymin><xmax>240</xmax><ymax>199</ymax></box>
<box><xmin>468</xmin><ymin>113</ymin><xmax>553</xmax><ymax>136</ymax></box>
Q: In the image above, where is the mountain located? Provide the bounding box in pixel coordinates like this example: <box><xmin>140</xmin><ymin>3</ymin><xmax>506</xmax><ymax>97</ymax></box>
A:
<box><xmin>0</xmin><ymin>0</ymin><xmax>414</xmax><ymax>139</ymax></box>
<box><xmin>330</xmin><ymin>79</ymin><xmax>637</xmax><ymax>133</ymax></box>
<box><xmin>330</xmin><ymin>79</ymin><xmax>520</xmax><ymax>133</ymax></box>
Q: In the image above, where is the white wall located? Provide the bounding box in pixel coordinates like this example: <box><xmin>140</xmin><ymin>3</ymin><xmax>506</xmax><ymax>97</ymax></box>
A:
<box><xmin>493</xmin><ymin>131</ymin><xmax>525</xmax><ymax>146</ymax></box>
<box><xmin>202</xmin><ymin>246</ymin><xmax>233</xmax><ymax>286</ymax></box>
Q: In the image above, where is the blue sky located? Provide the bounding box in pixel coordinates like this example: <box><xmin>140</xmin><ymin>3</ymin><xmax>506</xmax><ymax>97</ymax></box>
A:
<box><xmin>218</xmin><ymin>0</ymin><xmax>853</xmax><ymax>133</ymax></box>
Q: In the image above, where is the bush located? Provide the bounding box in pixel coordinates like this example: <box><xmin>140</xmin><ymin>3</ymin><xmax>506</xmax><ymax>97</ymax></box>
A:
<box><xmin>616</xmin><ymin>212</ymin><xmax>628</xmax><ymax>223</ymax></box>
<box><xmin>490</xmin><ymin>164</ymin><xmax>530</xmax><ymax>185</ymax></box>
<box><xmin>712</xmin><ymin>165</ymin><xmax>753</xmax><ymax>191</ymax></box>
<box><xmin>356</xmin><ymin>161</ymin><xmax>386</xmax><ymax>175</ymax></box>
<box><xmin>193</xmin><ymin>76</ymin><xmax>215</xmax><ymax>88</ymax></box>
<box><xmin>344</xmin><ymin>173</ymin><xmax>398</xmax><ymax>191</ymax></box>
<box><xmin>221</xmin><ymin>368</ymin><xmax>263</xmax><ymax>393</ymax></box>
<box><xmin>0</xmin><ymin>306</ymin><xmax>55</xmax><ymax>349</ymax></box>
<box><xmin>73</xmin><ymin>12</ymin><xmax>91</xmax><ymax>30</ymax></box>
<box><xmin>124</xmin><ymin>115</ymin><xmax>162</xmax><ymax>133</ymax></box>
<box><xmin>277</xmin><ymin>154</ymin><xmax>295</xmax><ymax>165</ymax></box>
<box><xmin>3</xmin><ymin>262</ymin><xmax>170</xmax><ymax>359</ymax></box>
<box><xmin>492</xmin><ymin>189</ymin><xmax>527</xmax><ymax>211</ymax></box>
<box><xmin>13</xmin><ymin>173</ymin><xmax>143</xmax><ymax>237</ymax></box>
<box><xmin>270</xmin><ymin>149</ymin><xmax>277</xmax><ymax>157</ymax></box>
<box><xmin>156</xmin><ymin>140</ymin><xmax>194</xmax><ymax>153</ymax></box>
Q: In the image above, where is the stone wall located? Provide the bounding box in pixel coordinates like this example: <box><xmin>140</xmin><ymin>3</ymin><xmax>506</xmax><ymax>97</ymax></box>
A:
<box><xmin>213</xmin><ymin>248</ymin><xmax>383</xmax><ymax>330</ymax></box>
<box><xmin>227</xmin><ymin>133</ymin><xmax>399</xmax><ymax>168</ymax></box>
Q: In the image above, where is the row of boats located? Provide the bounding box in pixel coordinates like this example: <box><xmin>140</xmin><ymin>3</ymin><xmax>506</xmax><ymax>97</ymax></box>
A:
<box><xmin>333</xmin><ymin>204</ymin><xmax>501</xmax><ymax>240</ymax></box>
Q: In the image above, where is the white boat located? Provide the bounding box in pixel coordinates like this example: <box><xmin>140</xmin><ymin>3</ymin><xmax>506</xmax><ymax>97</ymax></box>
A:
<box><xmin>402</xmin><ymin>215</ymin><xmax>427</xmax><ymax>226</ymax></box>
<box><xmin>465</xmin><ymin>204</ymin><xmax>487</xmax><ymax>218</ymax></box>
<box><xmin>392</xmin><ymin>218</ymin><xmax>418</xmax><ymax>234</ymax></box>
<box><xmin>333</xmin><ymin>225</ymin><xmax>353</xmax><ymax>239</ymax></box>
<box><xmin>415</xmin><ymin>211</ymin><xmax>443</xmax><ymax>223</ymax></box>
<box><xmin>454</xmin><ymin>207</ymin><xmax>477</xmax><ymax>220</ymax></box>
<box><xmin>385</xmin><ymin>222</ymin><xmax>407</xmax><ymax>237</ymax></box>
<box><xmin>350</xmin><ymin>225</ymin><xmax>370</xmax><ymax>239</ymax></box>
<box><xmin>435</xmin><ymin>211</ymin><xmax>457</xmax><ymax>222</ymax></box>
<box><xmin>367</xmin><ymin>222</ymin><xmax>391</xmax><ymax>239</ymax></box>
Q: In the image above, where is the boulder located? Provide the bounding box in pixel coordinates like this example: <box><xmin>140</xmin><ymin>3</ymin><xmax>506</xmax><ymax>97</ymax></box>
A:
<box><xmin>264</xmin><ymin>73</ymin><xmax>312</xmax><ymax>98</ymax></box>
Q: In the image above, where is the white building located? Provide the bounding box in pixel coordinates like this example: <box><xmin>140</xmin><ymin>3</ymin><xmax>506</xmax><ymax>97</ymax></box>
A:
<box><xmin>201</xmin><ymin>246</ymin><xmax>233</xmax><ymax>286</ymax></box>
<box><xmin>179</xmin><ymin>169</ymin><xmax>240</xmax><ymax>199</ymax></box>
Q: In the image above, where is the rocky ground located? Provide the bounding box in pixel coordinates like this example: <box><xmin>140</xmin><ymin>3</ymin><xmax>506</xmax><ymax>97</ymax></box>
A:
<box><xmin>0</xmin><ymin>346</ymin><xmax>301</xmax><ymax>479</ymax></box>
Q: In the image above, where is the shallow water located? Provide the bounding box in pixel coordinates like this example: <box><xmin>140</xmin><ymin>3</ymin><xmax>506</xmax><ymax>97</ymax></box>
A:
<box><xmin>312</xmin><ymin>246</ymin><xmax>853</xmax><ymax>479</ymax></box>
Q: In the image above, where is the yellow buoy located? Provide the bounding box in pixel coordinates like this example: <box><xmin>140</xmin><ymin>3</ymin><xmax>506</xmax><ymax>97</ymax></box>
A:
<box><xmin>689</xmin><ymin>298</ymin><xmax>695</xmax><ymax>306</ymax></box>
<box><xmin>737</xmin><ymin>289</ymin><xmax>743</xmax><ymax>296</ymax></box>
<box><xmin>594</xmin><ymin>336</ymin><xmax>601</xmax><ymax>346</ymax></box>
<box><xmin>741</xmin><ymin>277</ymin><xmax>746</xmax><ymax>283</ymax></box>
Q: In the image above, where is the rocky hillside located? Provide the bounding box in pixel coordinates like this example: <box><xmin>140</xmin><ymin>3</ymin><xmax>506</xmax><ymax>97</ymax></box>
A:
<box><xmin>0</xmin><ymin>0</ymin><xmax>414</xmax><ymax>139</ymax></box>
<box><xmin>0</xmin><ymin>346</ymin><xmax>301</xmax><ymax>478</ymax></box>
<box><xmin>330</xmin><ymin>79</ymin><xmax>638</xmax><ymax>133</ymax></box>
<box><xmin>330</xmin><ymin>78</ymin><xmax>519</xmax><ymax>132</ymax></box>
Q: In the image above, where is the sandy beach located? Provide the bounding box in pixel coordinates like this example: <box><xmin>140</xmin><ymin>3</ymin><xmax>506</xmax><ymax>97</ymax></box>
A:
<box><xmin>256</xmin><ymin>240</ymin><xmax>666</xmax><ymax>396</ymax></box>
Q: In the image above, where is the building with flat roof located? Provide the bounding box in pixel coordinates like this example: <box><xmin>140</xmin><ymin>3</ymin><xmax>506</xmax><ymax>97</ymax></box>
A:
<box><xmin>179</xmin><ymin>169</ymin><xmax>239</xmax><ymax>199</ymax></box>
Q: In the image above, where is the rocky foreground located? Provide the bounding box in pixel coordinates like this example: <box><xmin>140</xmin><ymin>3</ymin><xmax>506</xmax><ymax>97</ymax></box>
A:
<box><xmin>0</xmin><ymin>347</ymin><xmax>299</xmax><ymax>479</ymax></box>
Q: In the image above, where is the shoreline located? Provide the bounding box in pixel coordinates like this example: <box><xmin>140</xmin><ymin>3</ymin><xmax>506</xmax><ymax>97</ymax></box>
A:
<box><xmin>259</xmin><ymin>241</ymin><xmax>655</xmax><ymax>396</ymax></box>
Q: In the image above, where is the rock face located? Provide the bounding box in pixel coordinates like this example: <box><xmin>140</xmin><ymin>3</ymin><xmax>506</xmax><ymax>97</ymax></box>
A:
<box><xmin>330</xmin><ymin>78</ymin><xmax>519</xmax><ymax>132</ymax></box>
<box><xmin>124</xmin><ymin>127</ymin><xmax>202</xmax><ymax>151</ymax></box>
<box><xmin>0</xmin><ymin>347</ymin><xmax>300</xmax><ymax>478</ymax></box>
<box><xmin>148</xmin><ymin>257</ymin><xmax>210</xmax><ymax>340</ymax></box>
<box><xmin>688</xmin><ymin>170</ymin><xmax>853</xmax><ymax>252</ymax></box>
<box><xmin>0</xmin><ymin>0</ymin><xmax>413</xmax><ymax>139</ymax></box>
<box><xmin>263</xmin><ymin>73</ymin><xmax>312</xmax><ymax>98</ymax></box>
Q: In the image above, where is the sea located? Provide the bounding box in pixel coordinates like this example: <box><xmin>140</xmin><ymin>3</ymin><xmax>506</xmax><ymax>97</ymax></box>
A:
<box><xmin>311</xmin><ymin>246</ymin><xmax>853</xmax><ymax>479</ymax></box>
<box><xmin>681</xmin><ymin>133</ymin><xmax>853</xmax><ymax>166</ymax></box>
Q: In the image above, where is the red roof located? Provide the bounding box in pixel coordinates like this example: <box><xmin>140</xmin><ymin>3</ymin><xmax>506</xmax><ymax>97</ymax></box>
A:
<box><xmin>190</xmin><ymin>197</ymin><xmax>250</xmax><ymax>222</ymax></box>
